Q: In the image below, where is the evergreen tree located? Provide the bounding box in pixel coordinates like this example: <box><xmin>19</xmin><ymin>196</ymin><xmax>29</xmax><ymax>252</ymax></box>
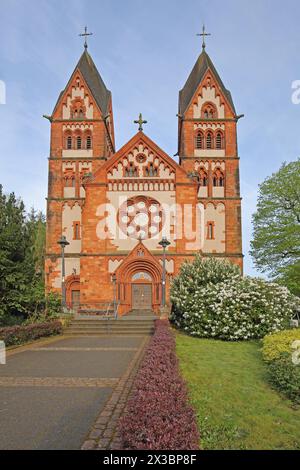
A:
<box><xmin>0</xmin><ymin>185</ymin><xmax>59</xmax><ymax>325</ymax></box>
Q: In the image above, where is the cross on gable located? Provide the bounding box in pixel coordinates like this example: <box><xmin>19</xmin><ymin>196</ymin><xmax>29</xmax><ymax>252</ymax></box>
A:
<box><xmin>134</xmin><ymin>113</ymin><xmax>147</xmax><ymax>132</ymax></box>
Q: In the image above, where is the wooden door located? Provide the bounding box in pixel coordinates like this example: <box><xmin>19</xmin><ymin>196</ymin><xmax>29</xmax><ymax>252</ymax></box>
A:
<box><xmin>132</xmin><ymin>284</ymin><xmax>152</xmax><ymax>309</ymax></box>
<box><xmin>71</xmin><ymin>290</ymin><xmax>80</xmax><ymax>310</ymax></box>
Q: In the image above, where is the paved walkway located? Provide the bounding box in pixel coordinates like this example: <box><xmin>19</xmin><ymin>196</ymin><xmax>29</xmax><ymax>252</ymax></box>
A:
<box><xmin>0</xmin><ymin>335</ymin><xmax>148</xmax><ymax>450</ymax></box>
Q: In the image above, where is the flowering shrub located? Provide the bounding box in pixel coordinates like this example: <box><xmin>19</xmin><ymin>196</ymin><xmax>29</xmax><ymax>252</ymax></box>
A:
<box><xmin>171</xmin><ymin>256</ymin><xmax>297</xmax><ymax>341</ymax></box>
<box><xmin>118</xmin><ymin>320</ymin><xmax>200</xmax><ymax>450</ymax></box>
<box><xmin>0</xmin><ymin>321</ymin><xmax>62</xmax><ymax>347</ymax></box>
<box><xmin>262</xmin><ymin>329</ymin><xmax>300</xmax><ymax>362</ymax></box>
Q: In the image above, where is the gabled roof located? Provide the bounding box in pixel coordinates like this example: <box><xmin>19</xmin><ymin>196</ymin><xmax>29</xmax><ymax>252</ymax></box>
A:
<box><xmin>52</xmin><ymin>49</ymin><xmax>111</xmax><ymax>116</ymax></box>
<box><xmin>91</xmin><ymin>131</ymin><xmax>194</xmax><ymax>183</ymax></box>
<box><xmin>179</xmin><ymin>50</ymin><xmax>236</xmax><ymax>116</ymax></box>
<box><xmin>113</xmin><ymin>240</ymin><xmax>162</xmax><ymax>277</ymax></box>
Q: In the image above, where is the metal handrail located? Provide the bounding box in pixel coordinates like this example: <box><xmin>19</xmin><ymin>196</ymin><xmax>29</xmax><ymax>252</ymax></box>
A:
<box><xmin>73</xmin><ymin>301</ymin><xmax>121</xmax><ymax>319</ymax></box>
<box><xmin>114</xmin><ymin>301</ymin><xmax>121</xmax><ymax>319</ymax></box>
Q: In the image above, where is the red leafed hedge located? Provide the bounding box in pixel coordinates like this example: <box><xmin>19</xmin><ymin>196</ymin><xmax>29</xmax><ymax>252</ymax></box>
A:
<box><xmin>118</xmin><ymin>320</ymin><xmax>200</xmax><ymax>450</ymax></box>
<box><xmin>0</xmin><ymin>321</ymin><xmax>62</xmax><ymax>347</ymax></box>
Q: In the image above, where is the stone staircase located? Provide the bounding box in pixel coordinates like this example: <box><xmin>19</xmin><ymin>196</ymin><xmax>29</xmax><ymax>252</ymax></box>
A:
<box><xmin>65</xmin><ymin>309</ymin><xmax>156</xmax><ymax>336</ymax></box>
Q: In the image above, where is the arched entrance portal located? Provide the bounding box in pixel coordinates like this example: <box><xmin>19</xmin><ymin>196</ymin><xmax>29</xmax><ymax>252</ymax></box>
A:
<box><xmin>114</xmin><ymin>244</ymin><xmax>162</xmax><ymax>314</ymax></box>
<box><xmin>66</xmin><ymin>274</ymin><xmax>80</xmax><ymax>310</ymax></box>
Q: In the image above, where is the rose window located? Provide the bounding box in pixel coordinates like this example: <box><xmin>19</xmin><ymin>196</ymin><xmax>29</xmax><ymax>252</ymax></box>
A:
<box><xmin>118</xmin><ymin>196</ymin><xmax>164</xmax><ymax>240</ymax></box>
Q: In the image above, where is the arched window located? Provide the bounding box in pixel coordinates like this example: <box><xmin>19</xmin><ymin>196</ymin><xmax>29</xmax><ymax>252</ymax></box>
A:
<box><xmin>86</xmin><ymin>135</ymin><xmax>92</xmax><ymax>149</ymax></box>
<box><xmin>66</xmin><ymin>136</ymin><xmax>72</xmax><ymax>149</ymax></box>
<box><xmin>207</xmin><ymin>222</ymin><xmax>214</xmax><ymax>240</ymax></box>
<box><xmin>145</xmin><ymin>163</ymin><xmax>158</xmax><ymax>177</ymax></box>
<box><xmin>125</xmin><ymin>163</ymin><xmax>138</xmax><ymax>177</ymax></box>
<box><xmin>132</xmin><ymin>272</ymin><xmax>152</xmax><ymax>281</ymax></box>
<box><xmin>65</xmin><ymin>176</ymin><xmax>75</xmax><ymax>188</ymax></box>
<box><xmin>213</xmin><ymin>168</ymin><xmax>224</xmax><ymax>187</ymax></box>
<box><xmin>77</xmin><ymin>136</ymin><xmax>82</xmax><ymax>150</ymax></box>
<box><xmin>202</xmin><ymin>103</ymin><xmax>216</xmax><ymax>119</ymax></box>
<box><xmin>195</xmin><ymin>132</ymin><xmax>203</xmax><ymax>149</ymax></box>
<box><xmin>73</xmin><ymin>221</ymin><xmax>81</xmax><ymax>240</ymax></box>
<box><xmin>79</xmin><ymin>109</ymin><xmax>84</xmax><ymax>118</ymax></box>
<box><xmin>199</xmin><ymin>168</ymin><xmax>208</xmax><ymax>186</ymax></box>
<box><xmin>216</xmin><ymin>132</ymin><xmax>224</xmax><ymax>149</ymax></box>
<box><xmin>206</xmin><ymin>132</ymin><xmax>213</xmax><ymax>149</ymax></box>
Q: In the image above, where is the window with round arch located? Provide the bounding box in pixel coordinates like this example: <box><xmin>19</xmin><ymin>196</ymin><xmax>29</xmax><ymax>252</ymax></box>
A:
<box><xmin>132</xmin><ymin>272</ymin><xmax>152</xmax><ymax>281</ymax></box>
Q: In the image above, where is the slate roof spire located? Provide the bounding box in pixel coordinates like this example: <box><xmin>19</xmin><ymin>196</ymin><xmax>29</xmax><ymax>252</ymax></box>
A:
<box><xmin>76</xmin><ymin>48</ymin><xmax>111</xmax><ymax>116</ymax></box>
<box><xmin>52</xmin><ymin>48</ymin><xmax>111</xmax><ymax>117</ymax></box>
<box><xmin>178</xmin><ymin>48</ymin><xmax>236</xmax><ymax>116</ymax></box>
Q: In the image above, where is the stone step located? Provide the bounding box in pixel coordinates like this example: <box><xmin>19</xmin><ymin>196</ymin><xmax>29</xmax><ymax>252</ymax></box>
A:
<box><xmin>66</xmin><ymin>332</ymin><xmax>152</xmax><ymax>336</ymax></box>
<box><xmin>67</xmin><ymin>326</ymin><xmax>153</xmax><ymax>331</ymax></box>
<box><xmin>69</xmin><ymin>320</ymin><xmax>155</xmax><ymax>325</ymax></box>
<box><xmin>74</xmin><ymin>315</ymin><xmax>157</xmax><ymax>321</ymax></box>
<box><xmin>67</xmin><ymin>325</ymin><xmax>154</xmax><ymax>330</ymax></box>
<box><xmin>67</xmin><ymin>328</ymin><xmax>153</xmax><ymax>333</ymax></box>
<box><xmin>70</xmin><ymin>320</ymin><xmax>154</xmax><ymax>328</ymax></box>
<box><xmin>65</xmin><ymin>308</ymin><xmax>156</xmax><ymax>335</ymax></box>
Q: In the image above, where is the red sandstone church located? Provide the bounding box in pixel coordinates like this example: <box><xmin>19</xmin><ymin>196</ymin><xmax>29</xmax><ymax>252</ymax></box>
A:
<box><xmin>45</xmin><ymin>33</ymin><xmax>243</xmax><ymax>315</ymax></box>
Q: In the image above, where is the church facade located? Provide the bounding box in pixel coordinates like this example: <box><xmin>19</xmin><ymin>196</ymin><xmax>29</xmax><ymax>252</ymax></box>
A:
<box><xmin>45</xmin><ymin>40</ymin><xmax>243</xmax><ymax>315</ymax></box>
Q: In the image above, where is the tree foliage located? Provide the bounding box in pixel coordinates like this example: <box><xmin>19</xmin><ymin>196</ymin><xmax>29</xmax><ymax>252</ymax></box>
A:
<box><xmin>250</xmin><ymin>159</ymin><xmax>300</xmax><ymax>295</ymax></box>
<box><xmin>0</xmin><ymin>185</ymin><xmax>60</xmax><ymax>325</ymax></box>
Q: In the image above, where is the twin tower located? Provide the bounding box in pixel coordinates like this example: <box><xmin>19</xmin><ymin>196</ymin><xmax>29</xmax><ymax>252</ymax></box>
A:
<box><xmin>45</xmin><ymin>40</ymin><xmax>243</xmax><ymax>314</ymax></box>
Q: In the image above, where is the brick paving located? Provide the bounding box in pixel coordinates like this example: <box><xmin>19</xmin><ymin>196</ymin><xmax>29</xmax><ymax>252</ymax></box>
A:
<box><xmin>0</xmin><ymin>377</ymin><xmax>119</xmax><ymax>388</ymax></box>
<box><xmin>30</xmin><ymin>347</ymin><xmax>138</xmax><ymax>352</ymax></box>
<box><xmin>81</xmin><ymin>336</ymin><xmax>149</xmax><ymax>450</ymax></box>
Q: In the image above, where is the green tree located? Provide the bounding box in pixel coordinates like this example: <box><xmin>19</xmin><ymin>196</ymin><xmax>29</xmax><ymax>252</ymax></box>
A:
<box><xmin>0</xmin><ymin>185</ymin><xmax>28</xmax><ymax>322</ymax></box>
<box><xmin>250</xmin><ymin>159</ymin><xmax>300</xmax><ymax>295</ymax></box>
<box><xmin>0</xmin><ymin>185</ymin><xmax>59</xmax><ymax>325</ymax></box>
<box><xmin>25</xmin><ymin>208</ymin><xmax>46</xmax><ymax>279</ymax></box>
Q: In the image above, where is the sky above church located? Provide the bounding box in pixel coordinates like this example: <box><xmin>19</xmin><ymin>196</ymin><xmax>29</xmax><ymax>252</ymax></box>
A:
<box><xmin>0</xmin><ymin>0</ymin><xmax>299</xmax><ymax>277</ymax></box>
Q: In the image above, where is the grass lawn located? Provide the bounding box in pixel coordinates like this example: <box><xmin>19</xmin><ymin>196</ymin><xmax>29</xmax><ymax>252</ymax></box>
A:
<box><xmin>176</xmin><ymin>331</ymin><xmax>300</xmax><ymax>450</ymax></box>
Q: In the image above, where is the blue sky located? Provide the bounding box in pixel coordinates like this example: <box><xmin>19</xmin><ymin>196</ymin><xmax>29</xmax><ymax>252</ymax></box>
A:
<box><xmin>0</xmin><ymin>0</ymin><xmax>299</xmax><ymax>276</ymax></box>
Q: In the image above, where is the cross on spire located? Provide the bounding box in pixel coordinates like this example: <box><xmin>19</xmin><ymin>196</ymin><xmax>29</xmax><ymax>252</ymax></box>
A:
<box><xmin>79</xmin><ymin>26</ymin><xmax>93</xmax><ymax>49</ymax></box>
<box><xmin>197</xmin><ymin>24</ymin><xmax>211</xmax><ymax>51</ymax></box>
<box><xmin>134</xmin><ymin>113</ymin><xmax>147</xmax><ymax>132</ymax></box>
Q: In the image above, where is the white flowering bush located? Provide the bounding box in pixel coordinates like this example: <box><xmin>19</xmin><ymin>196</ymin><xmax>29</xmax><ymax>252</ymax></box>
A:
<box><xmin>170</xmin><ymin>256</ymin><xmax>297</xmax><ymax>341</ymax></box>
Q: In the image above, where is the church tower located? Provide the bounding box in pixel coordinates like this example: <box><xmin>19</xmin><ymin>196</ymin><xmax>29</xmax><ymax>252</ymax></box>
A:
<box><xmin>178</xmin><ymin>30</ymin><xmax>243</xmax><ymax>270</ymax></box>
<box><xmin>45</xmin><ymin>43</ymin><xmax>115</xmax><ymax>302</ymax></box>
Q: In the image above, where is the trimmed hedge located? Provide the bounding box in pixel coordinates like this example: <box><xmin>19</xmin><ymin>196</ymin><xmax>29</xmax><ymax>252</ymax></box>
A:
<box><xmin>0</xmin><ymin>321</ymin><xmax>63</xmax><ymax>347</ymax></box>
<box><xmin>118</xmin><ymin>320</ymin><xmax>200</xmax><ymax>450</ymax></box>
<box><xmin>262</xmin><ymin>329</ymin><xmax>300</xmax><ymax>405</ymax></box>
<box><xmin>267</xmin><ymin>354</ymin><xmax>300</xmax><ymax>405</ymax></box>
<box><xmin>262</xmin><ymin>329</ymin><xmax>300</xmax><ymax>362</ymax></box>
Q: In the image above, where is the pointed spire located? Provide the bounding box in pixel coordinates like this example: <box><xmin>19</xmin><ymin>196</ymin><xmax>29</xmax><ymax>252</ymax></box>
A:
<box><xmin>51</xmin><ymin>47</ymin><xmax>111</xmax><ymax>117</ymax></box>
<box><xmin>178</xmin><ymin>44</ymin><xmax>236</xmax><ymax>116</ymax></box>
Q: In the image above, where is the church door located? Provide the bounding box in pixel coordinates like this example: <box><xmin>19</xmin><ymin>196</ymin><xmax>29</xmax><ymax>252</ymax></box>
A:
<box><xmin>132</xmin><ymin>284</ymin><xmax>152</xmax><ymax>310</ymax></box>
<box><xmin>71</xmin><ymin>290</ymin><xmax>80</xmax><ymax>310</ymax></box>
